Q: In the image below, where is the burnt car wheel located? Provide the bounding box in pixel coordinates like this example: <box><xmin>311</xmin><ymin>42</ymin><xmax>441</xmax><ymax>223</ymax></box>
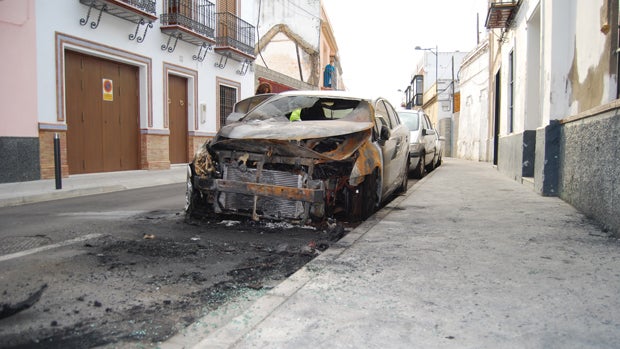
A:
<box><xmin>412</xmin><ymin>154</ymin><xmax>425</xmax><ymax>179</ymax></box>
<box><xmin>361</xmin><ymin>172</ymin><xmax>378</xmax><ymax>219</ymax></box>
<box><xmin>346</xmin><ymin>172</ymin><xmax>378</xmax><ymax>222</ymax></box>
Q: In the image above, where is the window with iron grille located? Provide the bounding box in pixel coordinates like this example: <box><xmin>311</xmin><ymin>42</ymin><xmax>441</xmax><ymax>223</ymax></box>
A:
<box><xmin>219</xmin><ymin>85</ymin><xmax>236</xmax><ymax>128</ymax></box>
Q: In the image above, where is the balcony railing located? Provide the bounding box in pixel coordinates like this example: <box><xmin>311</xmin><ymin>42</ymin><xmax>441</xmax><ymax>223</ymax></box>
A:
<box><xmin>215</xmin><ymin>12</ymin><xmax>255</xmax><ymax>60</ymax></box>
<box><xmin>115</xmin><ymin>0</ymin><xmax>156</xmax><ymax>15</ymax></box>
<box><xmin>485</xmin><ymin>0</ymin><xmax>520</xmax><ymax>29</ymax></box>
<box><xmin>79</xmin><ymin>0</ymin><xmax>157</xmax><ymax>24</ymax></box>
<box><xmin>79</xmin><ymin>0</ymin><xmax>158</xmax><ymax>42</ymax></box>
<box><xmin>160</xmin><ymin>0</ymin><xmax>216</xmax><ymax>43</ymax></box>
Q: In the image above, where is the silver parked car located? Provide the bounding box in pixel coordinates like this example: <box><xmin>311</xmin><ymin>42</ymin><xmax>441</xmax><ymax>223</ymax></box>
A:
<box><xmin>397</xmin><ymin>109</ymin><xmax>441</xmax><ymax>178</ymax></box>
<box><xmin>186</xmin><ymin>91</ymin><xmax>410</xmax><ymax>224</ymax></box>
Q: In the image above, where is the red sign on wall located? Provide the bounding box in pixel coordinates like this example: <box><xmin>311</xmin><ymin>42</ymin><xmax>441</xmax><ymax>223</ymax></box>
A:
<box><xmin>102</xmin><ymin>79</ymin><xmax>113</xmax><ymax>101</ymax></box>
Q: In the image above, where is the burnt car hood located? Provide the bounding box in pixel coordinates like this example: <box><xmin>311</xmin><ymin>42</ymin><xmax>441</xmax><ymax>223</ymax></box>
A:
<box><xmin>211</xmin><ymin>120</ymin><xmax>374</xmax><ymax>161</ymax></box>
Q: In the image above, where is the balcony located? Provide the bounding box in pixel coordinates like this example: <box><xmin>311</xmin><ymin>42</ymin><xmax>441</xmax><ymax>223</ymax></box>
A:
<box><xmin>214</xmin><ymin>12</ymin><xmax>256</xmax><ymax>62</ymax></box>
<box><xmin>485</xmin><ymin>0</ymin><xmax>521</xmax><ymax>29</ymax></box>
<box><xmin>79</xmin><ymin>0</ymin><xmax>158</xmax><ymax>41</ymax></box>
<box><xmin>160</xmin><ymin>0</ymin><xmax>216</xmax><ymax>49</ymax></box>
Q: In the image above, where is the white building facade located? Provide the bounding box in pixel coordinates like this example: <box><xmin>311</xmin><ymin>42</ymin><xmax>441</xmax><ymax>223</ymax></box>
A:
<box><xmin>408</xmin><ymin>50</ymin><xmax>467</xmax><ymax>157</ymax></box>
<box><xmin>0</xmin><ymin>0</ymin><xmax>257</xmax><ymax>183</ymax></box>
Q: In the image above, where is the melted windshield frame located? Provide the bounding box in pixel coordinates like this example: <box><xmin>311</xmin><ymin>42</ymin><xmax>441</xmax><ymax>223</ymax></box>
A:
<box><xmin>241</xmin><ymin>95</ymin><xmax>373</xmax><ymax>123</ymax></box>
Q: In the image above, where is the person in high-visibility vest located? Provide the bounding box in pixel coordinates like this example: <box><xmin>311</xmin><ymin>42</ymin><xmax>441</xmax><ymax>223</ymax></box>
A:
<box><xmin>290</xmin><ymin>108</ymin><xmax>301</xmax><ymax>122</ymax></box>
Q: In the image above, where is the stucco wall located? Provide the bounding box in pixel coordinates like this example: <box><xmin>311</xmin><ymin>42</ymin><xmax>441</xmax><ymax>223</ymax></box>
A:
<box><xmin>559</xmin><ymin>109</ymin><xmax>620</xmax><ymax>236</ymax></box>
<box><xmin>0</xmin><ymin>0</ymin><xmax>38</xmax><ymax>138</ymax></box>
<box><xmin>458</xmin><ymin>42</ymin><xmax>490</xmax><ymax>161</ymax></box>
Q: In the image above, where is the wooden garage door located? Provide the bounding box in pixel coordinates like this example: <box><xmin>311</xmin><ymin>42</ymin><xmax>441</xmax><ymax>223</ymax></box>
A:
<box><xmin>65</xmin><ymin>51</ymin><xmax>140</xmax><ymax>174</ymax></box>
<box><xmin>168</xmin><ymin>75</ymin><xmax>188</xmax><ymax>164</ymax></box>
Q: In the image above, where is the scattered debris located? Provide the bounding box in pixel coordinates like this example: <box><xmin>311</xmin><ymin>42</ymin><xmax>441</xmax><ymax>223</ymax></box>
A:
<box><xmin>0</xmin><ymin>284</ymin><xmax>48</xmax><ymax>319</ymax></box>
<box><xmin>143</xmin><ymin>234</ymin><xmax>155</xmax><ymax>239</ymax></box>
<box><xmin>219</xmin><ymin>220</ymin><xmax>241</xmax><ymax>227</ymax></box>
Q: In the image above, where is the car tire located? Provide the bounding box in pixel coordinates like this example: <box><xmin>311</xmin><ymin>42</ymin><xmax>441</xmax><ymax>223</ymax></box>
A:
<box><xmin>425</xmin><ymin>154</ymin><xmax>435</xmax><ymax>172</ymax></box>
<box><xmin>436</xmin><ymin>153</ymin><xmax>442</xmax><ymax>167</ymax></box>
<box><xmin>346</xmin><ymin>171</ymin><xmax>378</xmax><ymax>222</ymax></box>
<box><xmin>412</xmin><ymin>154</ymin><xmax>425</xmax><ymax>179</ymax></box>
<box><xmin>396</xmin><ymin>157</ymin><xmax>409</xmax><ymax>194</ymax></box>
<box><xmin>361</xmin><ymin>172</ymin><xmax>378</xmax><ymax>219</ymax></box>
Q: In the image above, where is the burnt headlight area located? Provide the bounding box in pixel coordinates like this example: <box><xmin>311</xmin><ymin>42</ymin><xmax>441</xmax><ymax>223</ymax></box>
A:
<box><xmin>305</xmin><ymin>136</ymin><xmax>346</xmax><ymax>153</ymax></box>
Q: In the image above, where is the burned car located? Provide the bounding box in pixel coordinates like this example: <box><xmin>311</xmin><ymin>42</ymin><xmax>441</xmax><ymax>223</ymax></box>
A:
<box><xmin>185</xmin><ymin>91</ymin><xmax>410</xmax><ymax>224</ymax></box>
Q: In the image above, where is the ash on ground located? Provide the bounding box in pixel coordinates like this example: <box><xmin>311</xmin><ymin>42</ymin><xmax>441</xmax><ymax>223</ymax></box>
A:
<box><xmin>0</xmin><ymin>213</ymin><xmax>351</xmax><ymax>349</ymax></box>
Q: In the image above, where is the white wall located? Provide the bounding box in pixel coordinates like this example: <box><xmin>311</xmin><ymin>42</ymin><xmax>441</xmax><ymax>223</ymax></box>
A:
<box><xmin>503</xmin><ymin>0</ymin><xmax>613</xmax><ymax>128</ymax></box>
<box><xmin>541</xmin><ymin>0</ymin><xmax>576</xmax><ymax>123</ymax></box>
<box><xmin>458</xmin><ymin>43</ymin><xmax>489</xmax><ymax>161</ymax></box>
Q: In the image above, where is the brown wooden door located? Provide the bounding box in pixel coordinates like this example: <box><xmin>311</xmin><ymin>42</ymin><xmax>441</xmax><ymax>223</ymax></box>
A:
<box><xmin>168</xmin><ymin>75</ymin><xmax>188</xmax><ymax>164</ymax></box>
<box><xmin>65</xmin><ymin>51</ymin><xmax>139</xmax><ymax>174</ymax></box>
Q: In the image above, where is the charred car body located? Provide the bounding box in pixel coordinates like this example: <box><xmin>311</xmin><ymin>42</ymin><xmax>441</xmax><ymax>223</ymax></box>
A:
<box><xmin>186</xmin><ymin>91</ymin><xmax>410</xmax><ymax>224</ymax></box>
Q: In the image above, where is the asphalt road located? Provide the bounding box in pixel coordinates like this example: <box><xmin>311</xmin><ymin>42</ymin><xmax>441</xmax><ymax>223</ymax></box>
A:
<box><xmin>0</xmin><ymin>183</ymin><xmax>352</xmax><ymax>348</ymax></box>
<box><xmin>0</xmin><ymin>183</ymin><xmax>186</xmax><ymax>251</ymax></box>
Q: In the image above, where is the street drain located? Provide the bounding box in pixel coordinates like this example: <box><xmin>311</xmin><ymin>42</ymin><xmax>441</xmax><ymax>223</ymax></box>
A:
<box><xmin>0</xmin><ymin>236</ymin><xmax>53</xmax><ymax>255</ymax></box>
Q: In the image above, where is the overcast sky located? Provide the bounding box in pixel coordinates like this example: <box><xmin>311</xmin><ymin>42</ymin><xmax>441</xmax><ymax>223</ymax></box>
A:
<box><xmin>321</xmin><ymin>0</ymin><xmax>488</xmax><ymax>107</ymax></box>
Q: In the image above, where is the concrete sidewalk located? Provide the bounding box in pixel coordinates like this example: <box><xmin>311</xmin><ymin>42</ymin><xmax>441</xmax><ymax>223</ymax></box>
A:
<box><xmin>186</xmin><ymin>158</ymin><xmax>620</xmax><ymax>349</ymax></box>
<box><xmin>0</xmin><ymin>165</ymin><xmax>186</xmax><ymax>208</ymax></box>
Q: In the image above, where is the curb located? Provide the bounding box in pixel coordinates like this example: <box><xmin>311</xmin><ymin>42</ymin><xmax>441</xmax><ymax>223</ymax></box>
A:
<box><xmin>0</xmin><ymin>185</ymin><xmax>126</xmax><ymax>208</ymax></box>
